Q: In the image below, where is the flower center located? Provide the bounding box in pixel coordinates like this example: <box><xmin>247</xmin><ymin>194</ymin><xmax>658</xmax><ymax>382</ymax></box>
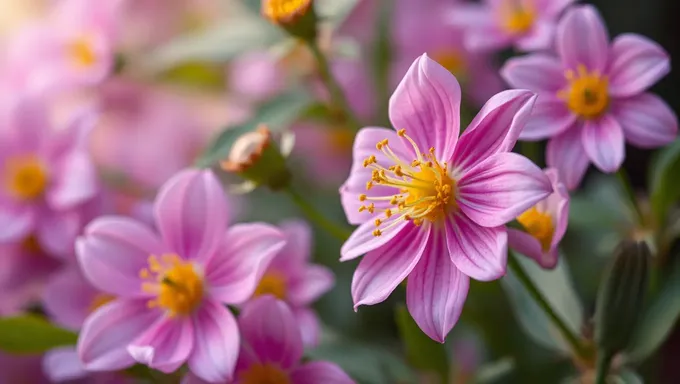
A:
<box><xmin>500</xmin><ymin>0</ymin><xmax>535</xmax><ymax>34</ymax></box>
<box><xmin>557</xmin><ymin>65</ymin><xmax>610</xmax><ymax>120</ymax></box>
<box><xmin>3</xmin><ymin>155</ymin><xmax>48</xmax><ymax>201</ymax></box>
<box><xmin>240</xmin><ymin>363</ymin><xmax>290</xmax><ymax>384</ymax></box>
<box><xmin>432</xmin><ymin>50</ymin><xmax>467</xmax><ymax>78</ymax></box>
<box><xmin>140</xmin><ymin>254</ymin><xmax>205</xmax><ymax>317</ymax></box>
<box><xmin>360</xmin><ymin>129</ymin><xmax>456</xmax><ymax>236</ymax></box>
<box><xmin>327</xmin><ymin>128</ymin><xmax>355</xmax><ymax>156</ymax></box>
<box><xmin>262</xmin><ymin>0</ymin><xmax>312</xmax><ymax>23</ymax></box>
<box><xmin>517</xmin><ymin>207</ymin><xmax>554</xmax><ymax>252</ymax></box>
<box><xmin>88</xmin><ymin>294</ymin><xmax>116</xmax><ymax>314</ymax></box>
<box><xmin>68</xmin><ymin>36</ymin><xmax>97</xmax><ymax>68</ymax></box>
<box><xmin>21</xmin><ymin>235</ymin><xmax>42</xmax><ymax>254</ymax></box>
<box><xmin>253</xmin><ymin>271</ymin><xmax>287</xmax><ymax>300</ymax></box>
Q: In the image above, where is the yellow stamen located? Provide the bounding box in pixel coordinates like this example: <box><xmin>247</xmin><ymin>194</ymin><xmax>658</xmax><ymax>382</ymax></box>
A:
<box><xmin>240</xmin><ymin>363</ymin><xmax>291</xmax><ymax>384</ymax></box>
<box><xmin>3</xmin><ymin>155</ymin><xmax>48</xmax><ymax>201</ymax></box>
<box><xmin>499</xmin><ymin>0</ymin><xmax>535</xmax><ymax>34</ymax></box>
<box><xmin>432</xmin><ymin>50</ymin><xmax>467</xmax><ymax>77</ymax></box>
<box><xmin>262</xmin><ymin>0</ymin><xmax>312</xmax><ymax>25</ymax></box>
<box><xmin>140</xmin><ymin>254</ymin><xmax>204</xmax><ymax>317</ymax></box>
<box><xmin>68</xmin><ymin>36</ymin><xmax>97</xmax><ymax>68</ymax></box>
<box><xmin>89</xmin><ymin>294</ymin><xmax>116</xmax><ymax>313</ymax></box>
<box><xmin>557</xmin><ymin>64</ymin><xmax>610</xmax><ymax>120</ymax></box>
<box><xmin>517</xmin><ymin>207</ymin><xmax>554</xmax><ymax>251</ymax></box>
<box><xmin>253</xmin><ymin>271</ymin><xmax>287</xmax><ymax>300</ymax></box>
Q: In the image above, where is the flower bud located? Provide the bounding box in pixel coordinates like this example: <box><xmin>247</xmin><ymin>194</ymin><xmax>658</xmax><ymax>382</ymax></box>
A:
<box><xmin>262</xmin><ymin>0</ymin><xmax>317</xmax><ymax>41</ymax></box>
<box><xmin>220</xmin><ymin>124</ymin><xmax>292</xmax><ymax>191</ymax></box>
<box><xmin>594</xmin><ymin>240</ymin><xmax>650</xmax><ymax>354</ymax></box>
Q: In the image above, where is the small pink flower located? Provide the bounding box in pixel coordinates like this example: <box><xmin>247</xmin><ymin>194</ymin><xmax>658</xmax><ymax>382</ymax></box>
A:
<box><xmin>501</xmin><ymin>5</ymin><xmax>678</xmax><ymax>189</ymax></box>
<box><xmin>508</xmin><ymin>168</ymin><xmax>569</xmax><ymax>269</ymax></box>
<box><xmin>76</xmin><ymin>169</ymin><xmax>286</xmax><ymax>382</ymax></box>
<box><xmin>249</xmin><ymin>220</ymin><xmax>334</xmax><ymax>347</ymax></box>
<box><xmin>450</xmin><ymin>0</ymin><xmax>574</xmax><ymax>52</ymax></box>
<box><xmin>340</xmin><ymin>54</ymin><xmax>552</xmax><ymax>342</ymax></box>
<box><xmin>0</xmin><ymin>97</ymin><xmax>99</xmax><ymax>257</ymax></box>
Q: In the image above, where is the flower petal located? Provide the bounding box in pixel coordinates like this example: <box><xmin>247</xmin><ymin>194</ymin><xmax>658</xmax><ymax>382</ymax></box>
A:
<box><xmin>541</xmin><ymin>0</ymin><xmax>576</xmax><ymax>18</ymax></box>
<box><xmin>445</xmin><ymin>214</ymin><xmax>507</xmax><ymax>281</ymax></box>
<box><xmin>43</xmin><ymin>347</ymin><xmax>88</xmax><ymax>383</ymax></box>
<box><xmin>287</xmin><ymin>265</ymin><xmax>335</xmax><ymax>307</ymax></box>
<box><xmin>291</xmin><ymin>361</ymin><xmax>355</xmax><ymax>384</ymax></box>
<box><xmin>501</xmin><ymin>54</ymin><xmax>566</xmax><ymax>92</ymax></box>
<box><xmin>8</xmin><ymin>96</ymin><xmax>50</xmax><ymax>152</ymax></box>
<box><xmin>406</xmin><ymin>229</ymin><xmax>470</xmax><ymax>343</ymax></box>
<box><xmin>556</xmin><ymin>5</ymin><xmax>609</xmax><ymax>72</ymax></box>
<box><xmin>546</xmin><ymin>126</ymin><xmax>590</xmax><ymax>190</ymax></box>
<box><xmin>0</xmin><ymin>203</ymin><xmax>35</xmax><ymax>243</ymax></box>
<box><xmin>352</xmin><ymin>224</ymin><xmax>430</xmax><ymax>308</ymax></box>
<box><xmin>129</xmin><ymin>316</ymin><xmax>194</xmax><ymax>373</ymax></box>
<box><xmin>507</xmin><ymin>229</ymin><xmax>552</xmax><ymax>268</ymax></box>
<box><xmin>205</xmin><ymin>223</ymin><xmax>285</xmax><ymax>304</ymax></box>
<box><xmin>581</xmin><ymin>115</ymin><xmax>625</xmax><ymax>173</ymax></box>
<box><xmin>611</xmin><ymin>93</ymin><xmax>678</xmax><ymax>148</ymax></box>
<box><xmin>76</xmin><ymin>216</ymin><xmax>166</xmax><ymax>297</ymax></box>
<box><xmin>340</xmin><ymin>217</ymin><xmax>410</xmax><ymax>261</ymax></box>
<box><xmin>46</xmin><ymin>151</ymin><xmax>98</xmax><ymax>210</ymax></box>
<box><xmin>78</xmin><ymin>299</ymin><xmax>159</xmax><ymax>371</ymax></box>
<box><xmin>239</xmin><ymin>296</ymin><xmax>303</xmax><ymax>370</ymax></box>
<box><xmin>277</xmin><ymin>219</ymin><xmax>313</xmax><ymax>268</ymax></box>
<box><xmin>389</xmin><ymin>53</ymin><xmax>461</xmax><ymax>161</ymax></box>
<box><xmin>516</xmin><ymin>21</ymin><xmax>554</xmax><ymax>52</ymax></box>
<box><xmin>188</xmin><ymin>300</ymin><xmax>239</xmax><ymax>383</ymax></box>
<box><xmin>458</xmin><ymin>152</ymin><xmax>553</xmax><ymax>228</ymax></box>
<box><xmin>43</xmin><ymin>266</ymin><xmax>98</xmax><ymax>330</ymax></box>
<box><xmin>293</xmin><ymin>308</ymin><xmax>321</xmax><ymax>348</ymax></box>
<box><xmin>520</xmin><ymin>95</ymin><xmax>576</xmax><ymax>140</ymax></box>
<box><xmin>154</xmin><ymin>169</ymin><xmax>229</xmax><ymax>262</ymax></box>
<box><xmin>608</xmin><ymin>34</ymin><xmax>670</xmax><ymax>97</ymax></box>
<box><xmin>543</xmin><ymin>169</ymin><xmax>570</xmax><ymax>250</ymax></box>
<box><xmin>452</xmin><ymin>90</ymin><xmax>537</xmax><ymax>172</ymax></box>
<box><xmin>36</xmin><ymin>208</ymin><xmax>81</xmax><ymax>258</ymax></box>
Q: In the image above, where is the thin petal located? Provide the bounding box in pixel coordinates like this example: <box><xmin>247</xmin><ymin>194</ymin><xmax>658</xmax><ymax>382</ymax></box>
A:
<box><xmin>8</xmin><ymin>96</ymin><xmax>50</xmax><ymax>152</ymax></box>
<box><xmin>516</xmin><ymin>21</ymin><xmax>554</xmax><ymax>52</ymax></box>
<box><xmin>581</xmin><ymin>115</ymin><xmax>625</xmax><ymax>173</ymax></box>
<box><xmin>608</xmin><ymin>34</ymin><xmax>670</xmax><ymax>97</ymax></box>
<box><xmin>611</xmin><ymin>93</ymin><xmax>678</xmax><ymax>148</ymax></box>
<box><xmin>291</xmin><ymin>362</ymin><xmax>355</xmax><ymax>384</ymax></box>
<box><xmin>287</xmin><ymin>265</ymin><xmax>335</xmax><ymax>307</ymax></box>
<box><xmin>520</xmin><ymin>95</ymin><xmax>576</xmax><ymax>140</ymax></box>
<box><xmin>445</xmin><ymin>214</ymin><xmax>507</xmax><ymax>281</ymax></box>
<box><xmin>556</xmin><ymin>5</ymin><xmax>609</xmax><ymax>72</ymax></box>
<box><xmin>507</xmin><ymin>229</ymin><xmax>548</xmax><ymax>267</ymax></box>
<box><xmin>277</xmin><ymin>219</ymin><xmax>313</xmax><ymax>267</ymax></box>
<box><xmin>78</xmin><ymin>299</ymin><xmax>159</xmax><ymax>371</ymax></box>
<box><xmin>76</xmin><ymin>216</ymin><xmax>166</xmax><ymax>297</ymax></box>
<box><xmin>129</xmin><ymin>317</ymin><xmax>194</xmax><ymax>373</ymax></box>
<box><xmin>36</xmin><ymin>208</ymin><xmax>81</xmax><ymax>258</ymax></box>
<box><xmin>0</xmin><ymin>204</ymin><xmax>35</xmax><ymax>243</ymax></box>
<box><xmin>389</xmin><ymin>53</ymin><xmax>461</xmax><ymax>160</ymax></box>
<box><xmin>46</xmin><ymin>151</ymin><xmax>98</xmax><ymax>210</ymax></box>
<box><xmin>452</xmin><ymin>90</ymin><xmax>537</xmax><ymax>172</ymax></box>
<box><xmin>546</xmin><ymin>126</ymin><xmax>590</xmax><ymax>190</ymax></box>
<box><xmin>154</xmin><ymin>169</ymin><xmax>229</xmax><ymax>262</ymax></box>
<box><xmin>46</xmin><ymin>105</ymin><xmax>97</xmax><ymax>159</ymax></box>
<box><xmin>352</xmin><ymin>225</ymin><xmax>430</xmax><ymax>308</ymax></box>
<box><xmin>239</xmin><ymin>296</ymin><xmax>303</xmax><ymax>370</ymax></box>
<box><xmin>458</xmin><ymin>152</ymin><xmax>553</xmax><ymax>227</ymax></box>
<box><xmin>541</xmin><ymin>0</ymin><xmax>575</xmax><ymax>18</ymax></box>
<box><xmin>407</xmin><ymin>229</ymin><xmax>470</xmax><ymax>343</ymax></box>
<box><xmin>205</xmin><ymin>223</ymin><xmax>285</xmax><ymax>304</ymax></box>
<box><xmin>294</xmin><ymin>308</ymin><xmax>321</xmax><ymax>348</ymax></box>
<box><xmin>501</xmin><ymin>54</ymin><xmax>566</xmax><ymax>92</ymax></box>
<box><xmin>543</xmin><ymin>168</ymin><xmax>570</xmax><ymax>249</ymax></box>
<box><xmin>188</xmin><ymin>301</ymin><xmax>239</xmax><ymax>383</ymax></box>
<box><xmin>43</xmin><ymin>347</ymin><xmax>88</xmax><ymax>383</ymax></box>
<box><xmin>340</xmin><ymin>218</ymin><xmax>409</xmax><ymax>261</ymax></box>
<box><xmin>43</xmin><ymin>266</ymin><xmax>98</xmax><ymax>330</ymax></box>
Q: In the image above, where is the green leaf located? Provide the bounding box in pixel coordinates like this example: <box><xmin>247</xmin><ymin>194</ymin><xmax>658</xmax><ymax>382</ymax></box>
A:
<box><xmin>395</xmin><ymin>305</ymin><xmax>449</xmax><ymax>383</ymax></box>
<box><xmin>649</xmin><ymin>138</ymin><xmax>680</xmax><ymax>225</ymax></box>
<box><xmin>0</xmin><ymin>316</ymin><xmax>78</xmax><ymax>354</ymax></box>
<box><xmin>196</xmin><ymin>89</ymin><xmax>312</xmax><ymax>167</ymax></box>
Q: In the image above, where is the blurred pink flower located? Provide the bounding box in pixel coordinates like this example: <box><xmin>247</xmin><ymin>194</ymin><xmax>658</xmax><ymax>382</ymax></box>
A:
<box><xmin>0</xmin><ymin>352</ymin><xmax>50</xmax><ymax>384</ymax></box>
<box><xmin>508</xmin><ymin>168</ymin><xmax>569</xmax><ymax>269</ymax></box>
<box><xmin>501</xmin><ymin>5</ymin><xmax>677</xmax><ymax>189</ymax></box>
<box><xmin>228</xmin><ymin>51</ymin><xmax>285</xmax><ymax>103</ymax></box>
<box><xmin>450</xmin><ymin>0</ymin><xmax>574</xmax><ymax>52</ymax></box>
<box><xmin>249</xmin><ymin>220</ymin><xmax>334</xmax><ymax>347</ymax></box>
<box><xmin>76</xmin><ymin>169</ymin><xmax>285</xmax><ymax>382</ymax></box>
<box><xmin>0</xmin><ymin>97</ymin><xmax>98</xmax><ymax>257</ymax></box>
<box><xmin>340</xmin><ymin>54</ymin><xmax>552</xmax><ymax>342</ymax></box>
<box><xmin>292</xmin><ymin>123</ymin><xmax>354</xmax><ymax>187</ymax></box>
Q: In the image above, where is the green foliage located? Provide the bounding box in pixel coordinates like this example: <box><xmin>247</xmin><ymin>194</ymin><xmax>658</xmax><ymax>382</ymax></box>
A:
<box><xmin>0</xmin><ymin>316</ymin><xmax>77</xmax><ymax>354</ymax></box>
<box><xmin>395</xmin><ymin>305</ymin><xmax>449</xmax><ymax>383</ymax></box>
<box><xmin>649</xmin><ymin>138</ymin><xmax>680</xmax><ymax>226</ymax></box>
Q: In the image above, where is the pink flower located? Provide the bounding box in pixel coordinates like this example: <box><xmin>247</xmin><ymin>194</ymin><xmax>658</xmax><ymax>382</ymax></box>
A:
<box><xmin>228</xmin><ymin>51</ymin><xmax>285</xmax><ymax>103</ymax></box>
<box><xmin>292</xmin><ymin>123</ymin><xmax>355</xmax><ymax>188</ymax></box>
<box><xmin>501</xmin><ymin>5</ymin><xmax>678</xmax><ymax>189</ymax></box>
<box><xmin>339</xmin><ymin>54</ymin><xmax>552</xmax><ymax>342</ymax></box>
<box><xmin>450</xmin><ymin>0</ymin><xmax>574</xmax><ymax>52</ymax></box>
<box><xmin>0</xmin><ymin>97</ymin><xmax>99</xmax><ymax>257</ymax></box>
<box><xmin>508</xmin><ymin>168</ymin><xmax>569</xmax><ymax>269</ymax></box>
<box><xmin>76</xmin><ymin>169</ymin><xmax>286</xmax><ymax>382</ymax></box>
<box><xmin>249</xmin><ymin>220</ymin><xmax>334</xmax><ymax>347</ymax></box>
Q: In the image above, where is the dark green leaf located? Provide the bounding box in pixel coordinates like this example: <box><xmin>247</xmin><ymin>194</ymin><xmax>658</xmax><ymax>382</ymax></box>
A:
<box><xmin>0</xmin><ymin>316</ymin><xmax>78</xmax><ymax>354</ymax></box>
<box><xmin>649</xmin><ymin>138</ymin><xmax>680</xmax><ymax>225</ymax></box>
<box><xmin>395</xmin><ymin>305</ymin><xmax>449</xmax><ymax>383</ymax></box>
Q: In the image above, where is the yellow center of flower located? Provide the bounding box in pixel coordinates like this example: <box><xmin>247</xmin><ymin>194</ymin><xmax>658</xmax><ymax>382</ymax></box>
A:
<box><xmin>517</xmin><ymin>207</ymin><xmax>554</xmax><ymax>251</ymax></box>
<box><xmin>557</xmin><ymin>64</ymin><xmax>610</xmax><ymax>120</ymax></box>
<box><xmin>68</xmin><ymin>36</ymin><xmax>97</xmax><ymax>68</ymax></box>
<box><xmin>3</xmin><ymin>155</ymin><xmax>48</xmax><ymax>201</ymax></box>
<box><xmin>88</xmin><ymin>294</ymin><xmax>116</xmax><ymax>313</ymax></box>
<box><xmin>140</xmin><ymin>254</ymin><xmax>205</xmax><ymax>317</ymax></box>
<box><xmin>328</xmin><ymin>128</ymin><xmax>355</xmax><ymax>156</ymax></box>
<box><xmin>360</xmin><ymin>129</ymin><xmax>456</xmax><ymax>236</ymax></box>
<box><xmin>500</xmin><ymin>0</ymin><xmax>535</xmax><ymax>34</ymax></box>
<box><xmin>253</xmin><ymin>271</ymin><xmax>287</xmax><ymax>300</ymax></box>
<box><xmin>21</xmin><ymin>235</ymin><xmax>42</xmax><ymax>254</ymax></box>
<box><xmin>241</xmin><ymin>363</ymin><xmax>291</xmax><ymax>384</ymax></box>
<box><xmin>432</xmin><ymin>50</ymin><xmax>467</xmax><ymax>77</ymax></box>
<box><xmin>262</xmin><ymin>0</ymin><xmax>312</xmax><ymax>23</ymax></box>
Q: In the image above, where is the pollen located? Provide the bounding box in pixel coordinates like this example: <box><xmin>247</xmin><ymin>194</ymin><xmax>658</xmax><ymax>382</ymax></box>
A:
<box><xmin>499</xmin><ymin>0</ymin><xmax>535</xmax><ymax>34</ymax></box>
<box><xmin>253</xmin><ymin>271</ymin><xmax>287</xmax><ymax>300</ymax></box>
<box><xmin>240</xmin><ymin>363</ymin><xmax>291</xmax><ymax>384</ymax></box>
<box><xmin>3</xmin><ymin>155</ymin><xmax>48</xmax><ymax>201</ymax></box>
<box><xmin>557</xmin><ymin>64</ymin><xmax>610</xmax><ymax>120</ymax></box>
<box><xmin>140</xmin><ymin>254</ymin><xmax>204</xmax><ymax>317</ymax></box>
<box><xmin>68</xmin><ymin>36</ymin><xmax>97</xmax><ymax>68</ymax></box>
<box><xmin>88</xmin><ymin>294</ymin><xmax>116</xmax><ymax>314</ymax></box>
<box><xmin>432</xmin><ymin>50</ymin><xmax>467</xmax><ymax>77</ymax></box>
<box><xmin>262</xmin><ymin>0</ymin><xmax>312</xmax><ymax>24</ymax></box>
<box><xmin>517</xmin><ymin>207</ymin><xmax>554</xmax><ymax>252</ymax></box>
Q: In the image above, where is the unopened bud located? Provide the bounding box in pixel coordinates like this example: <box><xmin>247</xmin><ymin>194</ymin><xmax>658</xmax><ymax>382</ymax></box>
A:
<box><xmin>262</xmin><ymin>0</ymin><xmax>317</xmax><ymax>41</ymax></box>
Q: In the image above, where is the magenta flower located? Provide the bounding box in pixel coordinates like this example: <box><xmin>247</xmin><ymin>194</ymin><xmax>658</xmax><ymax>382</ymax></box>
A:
<box><xmin>339</xmin><ymin>54</ymin><xmax>552</xmax><ymax>342</ymax></box>
<box><xmin>508</xmin><ymin>168</ymin><xmax>569</xmax><ymax>269</ymax></box>
<box><xmin>76</xmin><ymin>169</ymin><xmax>286</xmax><ymax>382</ymax></box>
<box><xmin>501</xmin><ymin>5</ymin><xmax>677</xmax><ymax>189</ymax></box>
<box><xmin>249</xmin><ymin>220</ymin><xmax>334</xmax><ymax>347</ymax></box>
<box><xmin>0</xmin><ymin>97</ymin><xmax>98</xmax><ymax>257</ymax></box>
<box><xmin>450</xmin><ymin>0</ymin><xmax>574</xmax><ymax>52</ymax></box>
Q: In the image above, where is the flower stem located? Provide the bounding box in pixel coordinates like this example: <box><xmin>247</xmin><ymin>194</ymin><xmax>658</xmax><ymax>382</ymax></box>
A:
<box><xmin>615</xmin><ymin>168</ymin><xmax>645</xmax><ymax>225</ymax></box>
<box><xmin>306</xmin><ymin>40</ymin><xmax>362</xmax><ymax>131</ymax></box>
<box><xmin>507</xmin><ymin>254</ymin><xmax>589</xmax><ymax>359</ymax></box>
<box><xmin>285</xmin><ymin>187</ymin><xmax>352</xmax><ymax>241</ymax></box>
<box><xmin>595</xmin><ymin>349</ymin><xmax>614</xmax><ymax>384</ymax></box>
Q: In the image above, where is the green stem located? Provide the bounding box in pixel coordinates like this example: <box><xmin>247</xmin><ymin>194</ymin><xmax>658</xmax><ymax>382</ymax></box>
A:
<box><xmin>306</xmin><ymin>41</ymin><xmax>362</xmax><ymax>131</ymax></box>
<box><xmin>520</xmin><ymin>141</ymin><xmax>541</xmax><ymax>166</ymax></box>
<box><xmin>508</xmin><ymin>254</ymin><xmax>588</xmax><ymax>359</ymax></box>
<box><xmin>615</xmin><ymin>168</ymin><xmax>645</xmax><ymax>225</ymax></box>
<box><xmin>286</xmin><ymin>187</ymin><xmax>352</xmax><ymax>241</ymax></box>
<box><xmin>595</xmin><ymin>350</ymin><xmax>614</xmax><ymax>384</ymax></box>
